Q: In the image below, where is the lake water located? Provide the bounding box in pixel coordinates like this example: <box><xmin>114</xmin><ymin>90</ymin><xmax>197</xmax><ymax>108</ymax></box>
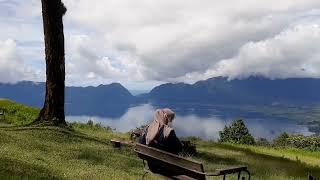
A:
<box><xmin>66</xmin><ymin>103</ymin><xmax>313</xmax><ymax>140</ymax></box>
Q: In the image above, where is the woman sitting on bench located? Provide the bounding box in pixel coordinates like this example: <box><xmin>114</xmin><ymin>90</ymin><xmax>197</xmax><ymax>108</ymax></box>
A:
<box><xmin>140</xmin><ymin>108</ymin><xmax>182</xmax><ymax>155</ymax></box>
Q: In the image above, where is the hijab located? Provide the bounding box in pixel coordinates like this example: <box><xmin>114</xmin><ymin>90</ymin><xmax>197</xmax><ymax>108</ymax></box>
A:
<box><xmin>145</xmin><ymin>108</ymin><xmax>175</xmax><ymax>145</ymax></box>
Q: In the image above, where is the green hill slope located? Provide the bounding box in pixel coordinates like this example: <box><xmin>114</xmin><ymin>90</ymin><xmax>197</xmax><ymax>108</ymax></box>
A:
<box><xmin>0</xmin><ymin>99</ymin><xmax>319</xmax><ymax>179</ymax></box>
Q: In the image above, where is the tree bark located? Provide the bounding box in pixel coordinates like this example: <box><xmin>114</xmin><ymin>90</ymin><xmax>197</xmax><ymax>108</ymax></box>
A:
<box><xmin>36</xmin><ymin>0</ymin><xmax>67</xmax><ymax>125</ymax></box>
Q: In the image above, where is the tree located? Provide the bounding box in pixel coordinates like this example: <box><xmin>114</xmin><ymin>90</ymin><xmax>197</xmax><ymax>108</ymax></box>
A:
<box><xmin>219</xmin><ymin>119</ymin><xmax>255</xmax><ymax>145</ymax></box>
<box><xmin>36</xmin><ymin>0</ymin><xmax>67</xmax><ymax>125</ymax></box>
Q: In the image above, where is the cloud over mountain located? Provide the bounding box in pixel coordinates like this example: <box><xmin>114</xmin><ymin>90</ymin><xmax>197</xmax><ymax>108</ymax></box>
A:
<box><xmin>1</xmin><ymin>0</ymin><xmax>320</xmax><ymax>88</ymax></box>
<box><xmin>0</xmin><ymin>39</ymin><xmax>41</xmax><ymax>83</ymax></box>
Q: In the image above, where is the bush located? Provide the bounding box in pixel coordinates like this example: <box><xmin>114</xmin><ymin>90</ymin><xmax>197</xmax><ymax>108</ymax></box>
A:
<box><xmin>273</xmin><ymin>133</ymin><xmax>320</xmax><ymax>151</ymax></box>
<box><xmin>273</xmin><ymin>132</ymin><xmax>289</xmax><ymax>147</ymax></box>
<box><xmin>87</xmin><ymin>119</ymin><xmax>94</xmax><ymax>126</ymax></box>
<box><xmin>219</xmin><ymin>119</ymin><xmax>255</xmax><ymax>145</ymax></box>
<box><xmin>256</xmin><ymin>138</ymin><xmax>270</xmax><ymax>146</ymax></box>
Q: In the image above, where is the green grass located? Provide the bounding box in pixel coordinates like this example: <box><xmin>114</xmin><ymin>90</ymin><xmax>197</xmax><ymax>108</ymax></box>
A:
<box><xmin>0</xmin><ymin>99</ymin><xmax>39</xmax><ymax>125</ymax></box>
<box><xmin>196</xmin><ymin>142</ymin><xmax>320</xmax><ymax>179</ymax></box>
<box><xmin>0</xmin><ymin>99</ymin><xmax>319</xmax><ymax>179</ymax></box>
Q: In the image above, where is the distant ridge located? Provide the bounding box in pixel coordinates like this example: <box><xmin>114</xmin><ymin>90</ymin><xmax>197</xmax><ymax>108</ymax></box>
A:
<box><xmin>1</xmin><ymin>77</ymin><xmax>320</xmax><ymax>117</ymax></box>
<box><xmin>0</xmin><ymin>81</ymin><xmax>137</xmax><ymax>118</ymax></box>
<box><xmin>144</xmin><ymin>76</ymin><xmax>320</xmax><ymax>105</ymax></box>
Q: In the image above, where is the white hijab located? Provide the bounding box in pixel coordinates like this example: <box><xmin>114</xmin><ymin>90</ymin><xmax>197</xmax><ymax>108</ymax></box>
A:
<box><xmin>146</xmin><ymin>108</ymin><xmax>175</xmax><ymax>145</ymax></box>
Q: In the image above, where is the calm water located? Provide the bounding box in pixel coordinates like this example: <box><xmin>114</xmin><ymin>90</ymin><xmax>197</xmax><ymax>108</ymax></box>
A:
<box><xmin>66</xmin><ymin>104</ymin><xmax>313</xmax><ymax>140</ymax></box>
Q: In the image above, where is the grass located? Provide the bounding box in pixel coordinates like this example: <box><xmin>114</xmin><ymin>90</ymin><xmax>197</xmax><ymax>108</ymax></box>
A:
<box><xmin>0</xmin><ymin>99</ymin><xmax>39</xmax><ymax>125</ymax></box>
<box><xmin>0</xmin><ymin>99</ymin><xmax>319</xmax><ymax>179</ymax></box>
<box><xmin>197</xmin><ymin>142</ymin><xmax>320</xmax><ymax>180</ymax></box>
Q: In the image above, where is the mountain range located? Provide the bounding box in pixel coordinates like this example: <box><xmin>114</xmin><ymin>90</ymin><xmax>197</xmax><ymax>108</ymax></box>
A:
<box><xmin>1</xmin><ymin>76</ymin><xmax>320</xmax><ymax>117</ymax></box>
<box><xmin>145</xmin><ymin>76</ymin><xmax>320</xmax><ymax>105</ymax></box>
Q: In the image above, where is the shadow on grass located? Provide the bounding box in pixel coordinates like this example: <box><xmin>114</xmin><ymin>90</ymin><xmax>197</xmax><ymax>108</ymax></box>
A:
<box><xmin>208</xmin><ymin>143</ymin><xmax>320</xmax><ymax>178</ymax></box>
<box><xmin>0</xmin><ymin>125</ymin><xmax>111</xmax><ymax>146</ymax></box>
<box><xmin>0</xmin><ymin>157</ymin><xmax>60</xmax><ymax>179</ymax></box>
<box><xmin>197</xmin><ymin>151</ymin><xmax>244</xmax><ymax>166</ymax></box>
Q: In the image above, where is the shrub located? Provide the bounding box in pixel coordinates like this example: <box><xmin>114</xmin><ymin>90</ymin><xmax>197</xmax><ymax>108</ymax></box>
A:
<box><xmin>273</xmin><ymin>132</ymin><xmax>289</xmax><ymax>147</ymax></box>
<box><xmin>273</xmin><ymin>133</ymin><xmax>320</xmax><ymax>151</ymax></box>
<box><xmin>180</xmin><ymin>140</ymin><xmax>197</xmax><ymax>156</ymax></box>
<box><xmin>87</xmin><ymin>119</ymin><xmax>94</xmax><ymax>126</ymax></box>
<box><xmin>219</xmin><ymin>119</ymin><xmax>255</xmax><ymax>145</ymax></box>
<box><xmin>256</xmin><ymin>138</ymin><xmax>270</xmax><ymax>146</ymax></box>
<box><xmin>94</xmin><ymin>122</ymin><xmax>103</xmax><ymax>129</ymax></box>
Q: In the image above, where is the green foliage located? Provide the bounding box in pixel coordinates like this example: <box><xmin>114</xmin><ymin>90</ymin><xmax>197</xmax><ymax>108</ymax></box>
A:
<box><xmin>273</xmin><ymin>132</ymin><xmax>290</xmax><ymax>147</ymax></box>
<box><xmin>87</xmin><ymin>119</ymin><xmax>94</xmax><ymax>126</ymax></box>
<box><xmin>219</xmin><ymin>119</ymin><xmax>255</xmax><ymax>145</ymax></box>
<box><xmin>256</xmin><ymin>138</ymin><xmax>270</xmax><ymax>146</ymax></box>
<box><xmin>273</xmin><ymin>133</ymin><xmax>320</xmax><ymax>151</ymax></box>
<box><xmin>69</xmin><ymin>121</ymin><xmax>113</xmax><ymax>132</ymax></box>
<box><xmin>181</xmin><ymin>136</ymin><xmax>202</xmax><ymax>144</ymax></box>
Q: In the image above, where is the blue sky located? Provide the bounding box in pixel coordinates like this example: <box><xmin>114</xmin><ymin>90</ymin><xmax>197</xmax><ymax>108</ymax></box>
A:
<box><xmin>0</xmin><ymin>0</ymin><xmax>320</xmax><ymax>91</ymax></box>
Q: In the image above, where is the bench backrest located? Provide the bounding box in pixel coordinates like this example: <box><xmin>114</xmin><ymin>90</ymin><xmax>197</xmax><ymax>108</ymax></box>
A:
<box><xmin>135</xmin><ymin>143</ymin><xmax>206</xmax><ymax>179</ymax></box>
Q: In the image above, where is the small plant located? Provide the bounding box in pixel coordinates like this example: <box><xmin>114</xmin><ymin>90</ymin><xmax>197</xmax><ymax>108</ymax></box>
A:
<box><xmin>256</xmin><ymin>138</ymin><xmax>270</xmax><ymax>146</ymax></box>
<box><xmin>219</xmin><ymin>119</ymin><xmax>255</xmax><ymax>145</ymax></box>
<box><xmin>180</xmin><ymin>140</ymin><xmax>197</xmax><ymax>156</ymax></box>
<box><xmin>87</xmin><ymin>119</ymin><xmax>94</xmax><ymax>126</ymax></box>
<box><xmin>273</xmin><ymin>132</ymin><xmax>289</xmax><ymax>147</ymax></box>
<box><xmin>94</xmin><ymin>122</ymin><xmax>103</xmax><ymax>129</ymax></box>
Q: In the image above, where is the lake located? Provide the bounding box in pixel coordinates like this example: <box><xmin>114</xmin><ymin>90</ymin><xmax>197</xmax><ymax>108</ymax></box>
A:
<box><xmin>66</xmin><ymin>103</ymin><xmax>313</xmax><ymax>140</ymax></box>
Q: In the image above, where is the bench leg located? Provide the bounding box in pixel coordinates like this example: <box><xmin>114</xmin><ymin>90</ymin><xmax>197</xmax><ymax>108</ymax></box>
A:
<box><xmin>142</xmin><ymin>171</ymin><xmax>148</xmax><ymax>180</ymax></box>
<box><xmin>237</xmin><ymin>171</ymin><xmax>241</xmax><ymax>180</ymax></box>
<box><xmin>223</xmin><ymin>174</ymin><xmax>226</xmax><ymax>180</ymax></box>
<box><xmin>244</xmin><ymin>170</ymin><xmax>251</xmax><ymax>180</ymax></box>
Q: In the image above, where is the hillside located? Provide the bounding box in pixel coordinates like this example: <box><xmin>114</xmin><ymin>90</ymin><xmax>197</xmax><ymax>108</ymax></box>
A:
<box><xmin>0</xmin><ymin>82</ymin><xmax>138</xmax><ymax>118</ymax></box>
<box><xmin>146</xmin><ymin>76</ymin><xmax>320</xmax><ymax>105</ymax></box>
<box><xmin>0</xmin><ymin>99</ymin><xmax>319</xmax><ymax>179</ymax></box>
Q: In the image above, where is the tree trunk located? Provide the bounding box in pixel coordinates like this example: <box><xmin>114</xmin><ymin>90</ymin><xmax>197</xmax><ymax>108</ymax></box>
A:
<box><xmin>36</xmin><ymin>0</ymin><xmax>67</xmax><ymax>125</ymax></box>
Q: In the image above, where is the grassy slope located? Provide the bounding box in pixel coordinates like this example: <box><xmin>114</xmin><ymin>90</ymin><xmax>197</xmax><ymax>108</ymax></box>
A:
<box><xmin>0</xmin><ymin>99</ymin><xmax>319</xmax><ymax>179</ymax></box>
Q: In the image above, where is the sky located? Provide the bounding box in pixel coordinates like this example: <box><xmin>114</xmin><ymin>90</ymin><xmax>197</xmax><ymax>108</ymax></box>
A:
<box><xmin>0</xmin><ymin>0</ymin><xmax>320</xmax><ymax>91</ymax></box>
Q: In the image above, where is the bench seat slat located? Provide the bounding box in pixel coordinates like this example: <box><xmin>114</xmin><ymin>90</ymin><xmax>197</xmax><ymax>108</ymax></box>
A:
<box><xmin>138</xmin><ymin>154</ymin><xmax>206</xmax><ymax>180</ymax></box>
<box><xmin>135</xmin><ymin>143</ymin><xmax>204</xmax><ymax>172</ymax></box>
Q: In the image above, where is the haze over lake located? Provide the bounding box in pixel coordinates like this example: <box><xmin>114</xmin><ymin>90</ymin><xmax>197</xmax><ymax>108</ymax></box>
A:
<box><xmin>66</xmin><ymin>104</ymin><xmax>313</xmax><ymax>140</ymax></box>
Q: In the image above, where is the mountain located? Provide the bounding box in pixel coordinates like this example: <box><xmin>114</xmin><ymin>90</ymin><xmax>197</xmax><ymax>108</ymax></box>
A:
<box><xmin>0</xmin><ymin>81</ymin><xmax>45</xmax><ymax>107</ymax></box>
<box><xmin>145</xmin><ymin>76</ymin><xmax>320</xmax><ymax>105</ymax></box>
<box><xmin>65</xmin><ymin>83</ymin><xmax>137</xmax><ymax>117</ymax></box>
<box><xmin>1</xmin><ymin>77</ymin><xmax>320</xmax><ymax>117</ymax></box>
<box><xmin>0</xmin><ymin>81</ymin><xmax>138</xmax><ymax>118</ymax></box>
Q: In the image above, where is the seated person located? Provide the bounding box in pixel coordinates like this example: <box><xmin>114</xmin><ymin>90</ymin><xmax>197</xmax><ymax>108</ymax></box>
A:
<box><xmin>139</xmin><ymin>108</ymin><xmax>182</xmax><ymax>154</ymax></box>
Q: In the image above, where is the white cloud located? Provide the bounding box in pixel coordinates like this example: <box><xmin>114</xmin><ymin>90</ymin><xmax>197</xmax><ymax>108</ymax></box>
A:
<box><xmin>1</xmin><ymin>0</ymin><xmax>320</xmax><ymax>88</ymax></box>
<box><xmin>62</xmin><ymin>0</ymin><xmax>320</xmax><ymax>83</ymax></box>
<box><xmin>0</xmin><ymin>39</ymin><xmax>41</xmax><ymax>83</ymax></box>
<box><xmin>65</xmin><ymin>35</ymin><xmax>146</xmax><ymax>86</ymax></box>
<box><xmin>202</xmin><ymin>24</ymin><xmax>320</xmax><ymax>80</ymax></box>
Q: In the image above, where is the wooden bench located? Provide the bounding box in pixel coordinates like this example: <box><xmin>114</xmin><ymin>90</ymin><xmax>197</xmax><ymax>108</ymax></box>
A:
<box><xmin>0</xmin><ymin>108</ymin><xmax>4</xmax><ymax>120</ymax></box>
<box><xmin>134</xmin><ymin>143</ymin><xmax>250</xmax><ymax>180</ymax></box>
